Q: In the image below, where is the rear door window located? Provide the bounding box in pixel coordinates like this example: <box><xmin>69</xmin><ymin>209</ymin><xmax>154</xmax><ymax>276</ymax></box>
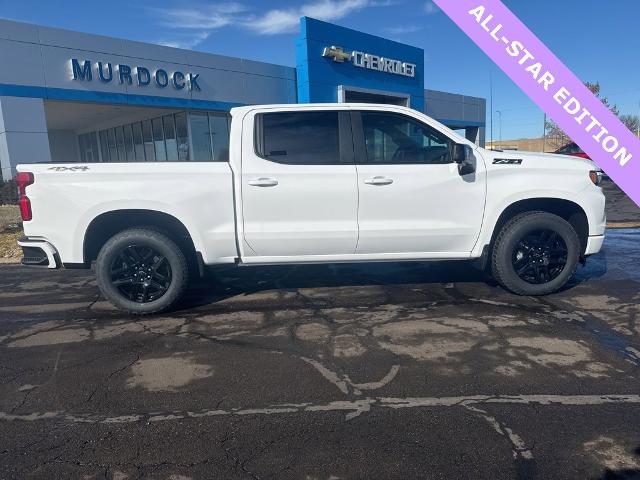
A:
<box><xmin>255</xmin><ymin>111</ymin><xmax>349</xmax><ymax>164</ymax></box>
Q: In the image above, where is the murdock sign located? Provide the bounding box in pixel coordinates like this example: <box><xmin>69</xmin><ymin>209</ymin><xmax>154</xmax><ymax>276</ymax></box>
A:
<box><xmin>70</xmin><ymin>59</ymin><xmax>201</xmax><ymax>91</ymax></box>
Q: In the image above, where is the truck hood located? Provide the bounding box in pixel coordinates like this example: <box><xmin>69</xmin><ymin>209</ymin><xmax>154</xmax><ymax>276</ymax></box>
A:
<box><xmin>482</xmin><ymin>149</ymin><xmax>598</xmax><ymax>172</ymax></box>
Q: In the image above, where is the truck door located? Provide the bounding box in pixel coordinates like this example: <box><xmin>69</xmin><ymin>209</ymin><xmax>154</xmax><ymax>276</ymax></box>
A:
<box><xmin>240</xmin><ymin>109</ymin><xmax>359</xmax><ymax>258</ymax></box>
<box><xmin>352</xmin><ymin>110</ymin><xmax>486</xmax><ymax>256</ymax></box>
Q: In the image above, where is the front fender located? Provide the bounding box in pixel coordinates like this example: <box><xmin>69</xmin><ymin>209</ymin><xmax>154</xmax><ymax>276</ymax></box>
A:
<box><xmin>472</xmin><ymin>186</ymin><xmax>605</xmax><ymax>257</ymax></box>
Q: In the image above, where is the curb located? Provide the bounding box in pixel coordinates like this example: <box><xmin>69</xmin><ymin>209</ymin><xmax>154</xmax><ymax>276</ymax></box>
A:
<box><xmin>607</xmin><ymin>222</ymin><xmax>640</xmax><ymax>229</ymax></box>
<box><xmin>0</xmin><ymin>258</ymin><xmax>20</xmax><ymax>264</ymax></box>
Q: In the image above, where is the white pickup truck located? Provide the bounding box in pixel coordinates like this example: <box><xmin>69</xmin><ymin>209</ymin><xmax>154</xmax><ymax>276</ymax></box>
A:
<box><xmin>16</xmin><ymin>103</ymin><xmax>606</xmax><ymax>314</ymax></box>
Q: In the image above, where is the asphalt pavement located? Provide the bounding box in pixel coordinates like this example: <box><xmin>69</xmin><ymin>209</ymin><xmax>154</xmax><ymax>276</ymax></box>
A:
<box><xmin>0</xmin><ymin>229</ymin><xmax>639</xmax><ymax>479</ymax></box>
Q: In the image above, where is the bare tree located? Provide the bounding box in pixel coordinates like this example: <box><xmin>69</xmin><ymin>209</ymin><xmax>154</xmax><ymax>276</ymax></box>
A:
<box><xmin>619</xmin><ymin>114</ymin><xmax>640</xmax><ymax>136</ymax></box>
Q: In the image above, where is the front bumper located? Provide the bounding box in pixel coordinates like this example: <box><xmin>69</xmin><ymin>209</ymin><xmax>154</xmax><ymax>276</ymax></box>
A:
<box><xmin>17</xmin><ymin>237</ymin><xmax>60</xmax><ymax>269</ymax></box>
<box><xmin>584</xmin><ymin>234</ymin><xmax>605</xmax><ymax>256</ymax></box>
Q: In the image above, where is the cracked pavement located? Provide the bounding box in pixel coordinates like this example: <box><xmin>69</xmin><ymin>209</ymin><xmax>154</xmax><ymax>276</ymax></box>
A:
<box><xmin>0</xmin><ymin>229</ymin><xmax>639</xmax><ymax>479</ymax></box>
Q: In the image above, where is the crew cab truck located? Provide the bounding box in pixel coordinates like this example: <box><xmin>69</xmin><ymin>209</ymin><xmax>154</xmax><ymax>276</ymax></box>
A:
<box><xmin>16</xmin><ymin>103</ymin><xmax>606</xmax><ymax>314</ymax></box>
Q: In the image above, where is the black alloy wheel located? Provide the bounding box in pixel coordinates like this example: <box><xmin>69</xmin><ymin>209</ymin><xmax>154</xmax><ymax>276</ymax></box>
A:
<box><xmin>511</xmin><ymin>229</ymin><xmax>568</xmax><ymax>284</ymax></box>
<box><xmin>96</xmin><ymin>228</ymin><xmax>189</xmax><ymax>314</ymax></box>
<box><xmin>110</xmin><ymin>244</ymin><xmax>173</xmax><ymax>303</ymax></box>
<box><xmin>490</xmin><ymin>211</ymin><xmax>581</xmax><ymax>296</ymax></box>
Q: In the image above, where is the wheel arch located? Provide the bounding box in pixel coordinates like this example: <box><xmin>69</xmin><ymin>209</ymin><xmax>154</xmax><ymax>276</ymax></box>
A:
<box><xmin>83</xmin><ymin>209</ymin><xmax>200</xmax><ymax>272</ymax></box>
<box><xmin>477</xmin><ymin>197</ymin><xmax>589</xmax><ymax>267</ymax></box>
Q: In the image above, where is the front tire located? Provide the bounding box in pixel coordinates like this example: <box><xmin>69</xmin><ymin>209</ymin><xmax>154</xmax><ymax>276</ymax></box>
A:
<box><xmin>491</xmin><ymin>211</ymin><xmax>581</xmax><ymax>296</ymax></box>
<box><xmin>96</xmin><ymin>228</ymin><xmax>189</xmax><ymax>314</ymax></box>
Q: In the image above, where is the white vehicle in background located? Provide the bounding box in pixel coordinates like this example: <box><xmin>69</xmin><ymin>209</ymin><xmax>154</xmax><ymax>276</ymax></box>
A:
<box><xmin>16</xmin><ymin>103</ymin><xmax>606</xmax><ymax>314</ymax></box>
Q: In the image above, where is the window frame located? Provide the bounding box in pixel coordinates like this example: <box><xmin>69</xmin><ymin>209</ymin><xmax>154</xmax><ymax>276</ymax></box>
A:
<box><xmin>254</xmin><ymin>110</ymin><xmax>354</xmax><ymax>166</ymax></box>
<box><xmin>351</xmin><ymin>110</ymin><xmax>455</xmax><ymax>165</ymax></box>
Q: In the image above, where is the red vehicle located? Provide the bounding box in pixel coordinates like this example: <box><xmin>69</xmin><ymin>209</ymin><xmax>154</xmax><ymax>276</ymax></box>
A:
<box><xmin>554</xmin><ymin>142</ymin><xmax>590</xmax><ymax>159</ymax></box>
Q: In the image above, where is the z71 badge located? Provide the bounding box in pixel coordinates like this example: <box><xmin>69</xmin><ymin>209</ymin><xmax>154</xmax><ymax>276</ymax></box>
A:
<box><xmin>492</xmin><ymin>158</ymin><xmax>523</xmax><ymax>165</ymax></box>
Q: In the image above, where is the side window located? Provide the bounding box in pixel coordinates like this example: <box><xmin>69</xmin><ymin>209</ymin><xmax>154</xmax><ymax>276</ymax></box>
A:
<box><xmin>256</xmin><ymin>111</ymin><xmax>343</xmax><ymax>164</ymax></box>
<box><xmin>360</xmin><ymin>112</ymin><xmax>452</xmax><ymax>165</ymax></box>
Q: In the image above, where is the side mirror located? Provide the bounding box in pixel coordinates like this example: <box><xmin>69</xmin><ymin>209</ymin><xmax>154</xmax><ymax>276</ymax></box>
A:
<box><xmin>452</xmin><ymin>144</ymin><xmax>476</xmax><ymax>176</ymax></box>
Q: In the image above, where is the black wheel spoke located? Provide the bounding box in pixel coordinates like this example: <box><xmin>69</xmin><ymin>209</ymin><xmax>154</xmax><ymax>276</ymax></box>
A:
<box><xmin>127</xmin><ymin>246</ymin><xmax>143</xmax><ymax>263</ymax></box>
<box><xmin>152</xmin><ymin>271</ymin><xmax>168</xmax><ymax>283</ymax></box>
<box><xmin>111</xmin><ymin>265</ymin><xmax>129</xmax><ymax>276</ymax></box>
<box><xmin>548</xmin><ymin>256</ymin><xmax>567</xmax><ymax>265</ymax></box>
<box><xmin>117</xmin><ymin>251</ymin><xmax>132</xmax><ymax>269</ymax></box>
<box><xmin>544</xmin><ymin>232</ymin><xmax>558</xmax><ymax>246</ymax></box>
<box><xmin>516</xmin><ymin>261</ymin><xmax>533</xmax><ymax>276</ymax></box>
<box><xmin>151</xmin><ymin>256</ymin><xmax>166</xmax><ymax>271</ymax></box>
<box><xmin>140</xmin><ymin>248</ymin><xmax>154</xmax><ymax>262</ymax></box>
<box><xmin>537</xmin><ymin>231</ymin><xmax>547</xmax><ymax>246</ymax></box>
<box><xmin>150</xmin><ymin>280</ymin><xmax>167</xmax><ymax>292</ymax></box>
<box><xmin>140</xmin><ymin>284</ymin><xmax>149</xmax><ymax>303</ymax></box>
<box><xmin>542</xmin><ymin>265</ymin><xmax>550</xmax><ymax>282</ymax></box>
<box><xmin>531</xmin><ymin>265</ymin><xmax>540</xmax><ymax>283</ymax></box>
<box><xmin>512</xmin><ymin>228</ymin><xmax>568</xmax><ymax>285</ymax></box>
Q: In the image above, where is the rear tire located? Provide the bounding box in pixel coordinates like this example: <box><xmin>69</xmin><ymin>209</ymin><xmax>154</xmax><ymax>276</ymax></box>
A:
<box><xmin>96</xmin><ymin>228</ymin><xmax>189</xmax><ymax>314</ymax></box>
<box><xmin>491</xmin><ymin>211</ymin><xmax>581</xmax><ymax>296</ymax></box>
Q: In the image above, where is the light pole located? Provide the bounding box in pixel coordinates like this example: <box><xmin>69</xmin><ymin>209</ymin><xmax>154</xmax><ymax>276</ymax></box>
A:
<box><xmin>496</xmin><ymin>110</ymin><xmax>502</xmax><ymax>149</ymax></box>
<box><xmin>543</xmin><ymin>112</ymin><xmax>546</xmax><ymax>152</ymax></box>
<box><xmin>637</xmin><ymin>100</ymin><xmax>640</xmax><ymax>139</ymax></box>
<box><xmin>489</xmin><ymin>70</ymin><xmax>494</xmax><ymax>150</ymax></box>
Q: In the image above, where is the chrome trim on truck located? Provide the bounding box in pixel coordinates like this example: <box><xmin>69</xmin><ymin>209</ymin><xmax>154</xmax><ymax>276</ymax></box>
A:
<box><xmin>17</xmin><ymin>237</ymin><xmax>60</xmax><ymax>269</ymax></box>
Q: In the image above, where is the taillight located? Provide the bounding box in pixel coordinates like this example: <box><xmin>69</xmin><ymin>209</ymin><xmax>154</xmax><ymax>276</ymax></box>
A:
<box><xmin>16</xmin><ymin>172</ymin><xmax>34</xmax><ymax>221</ymax></box>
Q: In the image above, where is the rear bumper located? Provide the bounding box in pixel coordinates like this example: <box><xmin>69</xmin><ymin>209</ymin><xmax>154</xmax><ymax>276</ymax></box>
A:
<box><xmin>17</xmin><ymin>237</ymin><xmax>60</xmax><ymax>269</ymax></box>
<box><xmin>584</xmin><ymin>234</ymin><xmax>605</xmax><ymax>256</ymax></box>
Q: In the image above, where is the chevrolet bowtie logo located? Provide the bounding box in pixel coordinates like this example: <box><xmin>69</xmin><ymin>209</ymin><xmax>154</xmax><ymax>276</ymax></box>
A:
<box><xmin>322</xmin><ymin>46</ymin><xmax>351</xmax><ymax>63</ymax></box>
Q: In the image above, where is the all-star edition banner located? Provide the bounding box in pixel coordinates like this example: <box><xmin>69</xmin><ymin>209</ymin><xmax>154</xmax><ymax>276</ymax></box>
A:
<box><xmin>432</xmin><ymin>0</ymin><xmax>640</xmax><ymax>208</ymax></box>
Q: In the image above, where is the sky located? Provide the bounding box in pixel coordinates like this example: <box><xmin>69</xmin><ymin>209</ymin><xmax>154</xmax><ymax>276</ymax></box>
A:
<box><xmin>1</xmin><ymin>0</ymin><xmax>639</xmax><ymax>140</ymax></box>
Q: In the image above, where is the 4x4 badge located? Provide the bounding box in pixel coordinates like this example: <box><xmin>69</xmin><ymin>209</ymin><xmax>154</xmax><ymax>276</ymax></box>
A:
<box><xmin>47</xmin><ymin>166</ymin><xmax>90</xmax><ymax>171</ymax></box>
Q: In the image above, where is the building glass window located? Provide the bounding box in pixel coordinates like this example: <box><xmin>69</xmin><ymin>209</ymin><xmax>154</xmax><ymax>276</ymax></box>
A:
<box><xmin>78</xmin><ymin>134</ymin><xmax>88</xmax><ymax>162</ymax></box>
<box><xmin>189</xmin><ymin>113</ymin><xmax>212</xmax><ymax>162</ymax></box>
<box><xmin>90</xmin><ymin>132</ymin><xmax>99</xmax><ymax>162</ymax></box>
<box><xmin>78</xmin><ymin>132</ymin><xmax>100</xmax><ymax>162</ymax></box>
<box><xmin>124</xmin><ymin>124</ymin><xmax>135</xmax><ymax>162</ymax></box>
<box><xmin>78</xmin><ymin>134</ymin><xmax>87</xmax><ymax>162</ymax></box>
<box><xmin>209</xmin><ymin>113</ymin><xmax>230</xmax><ymax>162</ymax></box>
<box><xmin>152</xmin><ymin>118</ymin><xmax>167</xmax><ymax>161</ymax></box>
<box><xmin>99</xmin><ymin>130</ymin><xmax>109</xmax><ymax>162</ymax></box>
<box><xmin>76</xmin><ymin>110</ymin><xmax>229</xmax><ymax>163</ymax></box>
<box><xmin>163</xmin><ymin>115</ymin><xmax>178</xmax><ymax>161</ymax></box>
<box><xmin>175</xmin><ymin>112</ymin><xmax>189</xmax><ymax>162</ymax></box>
<box><xmin>107</xmin><ymin>129</ymin><xmax>117</xmax><ymax>162</ymax></box>
<box><xmin>142</xmin><ymin>120</ymin><xmax>155</xmax><ymax>162</ymax></box>
<box><xmin>132</xmin><ymin>122</ymin><xmax>145</xmax><ymax>161</ymax></box>
<box><xmin>115</xmin><ymin>126</ymin><xmax>126</xmax><ymax>162</ymax></box>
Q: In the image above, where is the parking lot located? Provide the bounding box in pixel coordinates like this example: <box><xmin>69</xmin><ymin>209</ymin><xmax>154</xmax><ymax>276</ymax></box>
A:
<box><xmin>0</xmin><ymin>227</ymin><xmax>639</xmax><ymax>479</ymax></box>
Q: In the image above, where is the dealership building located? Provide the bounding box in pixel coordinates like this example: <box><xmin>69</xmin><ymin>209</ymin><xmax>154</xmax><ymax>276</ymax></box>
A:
<box><xmin>0</xmin><ymin>16</ymin><xmax>486</xmax><ymax>180</ymax></box>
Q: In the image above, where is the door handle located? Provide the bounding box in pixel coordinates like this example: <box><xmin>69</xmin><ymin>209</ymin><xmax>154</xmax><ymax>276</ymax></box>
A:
<box><xmin>364</xmin><ymin>176</ymin><xmax>393</xmax><ymax>186</ymax></box>
<box><xmin>248</xmin><ymin>177</ymin><xmax>279</xmax><ymax>187</ymax></box>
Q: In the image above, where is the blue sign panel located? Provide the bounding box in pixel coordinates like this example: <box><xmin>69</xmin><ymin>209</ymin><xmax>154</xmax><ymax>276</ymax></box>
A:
<box><xmin>296</xmin><ymin>17</ymin><xmax>425</xmax><ymax>111</ymax></box>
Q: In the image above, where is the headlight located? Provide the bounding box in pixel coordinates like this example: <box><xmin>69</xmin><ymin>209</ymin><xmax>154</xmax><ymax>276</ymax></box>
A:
<box><xmin>589</xmin><ymin>170</ymin><xmax>603</xmax><ymax>186</ymax></box>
